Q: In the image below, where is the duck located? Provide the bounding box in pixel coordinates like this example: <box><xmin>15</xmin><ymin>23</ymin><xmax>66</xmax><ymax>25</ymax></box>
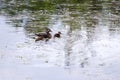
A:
<box><xmin>35</xmin><ymin>27</ymin><xmax>52</xmax><ymax>37</ymax></box>
<box><xmin>35</xmin><ymin>28</ymin><xmax>52</xmax><ymax>42</ymax></box>
<box><xmin>54</xmin><ymin>31</ymin><xmax>61</xmax><ymax>38</ymax></box>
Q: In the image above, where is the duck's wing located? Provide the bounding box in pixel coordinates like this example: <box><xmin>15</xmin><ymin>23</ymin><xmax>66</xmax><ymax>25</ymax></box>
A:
<box><xmin>35</xmin><ymin>32</ymin><xmax>47</xmax><ymax>36</ymax></box>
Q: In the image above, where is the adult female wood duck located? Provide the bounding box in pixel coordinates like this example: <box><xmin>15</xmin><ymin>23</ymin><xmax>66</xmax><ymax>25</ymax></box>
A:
<box><xmin>35</xmin><ymin>27</ymin><xmax>52</xmax><ymax>36</ymax></box>
<box><xmin>35</xmin><ymin>28</ymin><xmax>52</xmax><ymax>42</ymax></box>
<box><xmin>54</xmin><ymin>31</ymin><xmax>61</xmax><ymax>38</ymax></box>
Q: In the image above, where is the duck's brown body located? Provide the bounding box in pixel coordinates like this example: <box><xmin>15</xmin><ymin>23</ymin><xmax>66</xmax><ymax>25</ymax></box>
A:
<box><xmin>35</xmin><ymin>28</ymin><xmax>52</xmax><ymax>42</ymax></box>
<box><xmin>35</xmin><ymin>36</ymin><xmax>44</xmax><ymax>42</ymax></box>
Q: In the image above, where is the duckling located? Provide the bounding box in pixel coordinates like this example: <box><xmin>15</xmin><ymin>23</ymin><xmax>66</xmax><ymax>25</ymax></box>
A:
<box><xmin>54</xmin><ymin>31</ymin><xmax>61</xmax><ymax>38</ymax></box>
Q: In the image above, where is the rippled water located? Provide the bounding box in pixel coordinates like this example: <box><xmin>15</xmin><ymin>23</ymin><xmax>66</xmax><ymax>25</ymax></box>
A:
<box><xmin>0</xmin><ymin>0</ymin><xmax>120</xmax><ymax>80</ymax></box>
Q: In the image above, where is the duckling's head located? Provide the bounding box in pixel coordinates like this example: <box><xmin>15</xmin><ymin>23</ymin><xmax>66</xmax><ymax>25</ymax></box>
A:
<box><xmin>58</xmin><ymin>31</ymin><xmax>61</xmax><ymax>34</ymax></box>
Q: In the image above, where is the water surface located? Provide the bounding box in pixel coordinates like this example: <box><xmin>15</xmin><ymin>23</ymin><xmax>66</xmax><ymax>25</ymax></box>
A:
<box><xmin>0</xmin><ymin>0</ymin><xmax>120</xmax><ymax>80</ymax></box>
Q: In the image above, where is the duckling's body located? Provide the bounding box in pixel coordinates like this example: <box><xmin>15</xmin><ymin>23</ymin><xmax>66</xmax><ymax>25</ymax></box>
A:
<box><xmin>54</xmin><ymin>32</ymin><xmax>61</xmax><ymax>38</ymax></box>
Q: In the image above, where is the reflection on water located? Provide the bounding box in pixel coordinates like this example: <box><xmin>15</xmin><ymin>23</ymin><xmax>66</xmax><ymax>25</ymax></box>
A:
<box><xmin>0</xmin><ymin>0</ymin><xmax>120</xmax><ymax>80</ymax></box>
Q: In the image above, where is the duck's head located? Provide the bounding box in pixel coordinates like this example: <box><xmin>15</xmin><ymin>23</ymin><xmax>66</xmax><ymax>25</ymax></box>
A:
<box><xmin>45</xmin><ymin>27</ymin><xmax>52</xmax><ymax>32</ymax></box>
